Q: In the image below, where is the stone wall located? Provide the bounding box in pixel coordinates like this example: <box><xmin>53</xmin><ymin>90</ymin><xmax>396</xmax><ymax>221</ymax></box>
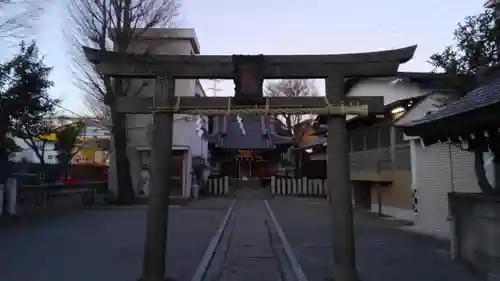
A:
<box><xmin>449</xmin><ymin>192</ymin><xmax>500</xmax><ymax>279</ymax></box>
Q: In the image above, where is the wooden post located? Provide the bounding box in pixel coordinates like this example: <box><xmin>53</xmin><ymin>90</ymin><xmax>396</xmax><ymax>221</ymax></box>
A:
<box><xmin>326</xmin><ymin>75</ymin><xmax>357</xmax><ymax>281</ymax></box>
<box><xmin>377</xmin><ymin>184</ymin><xmax>383</xmax><ymax>216</ymax></box>
<box><xmin>141</xmin><ymin>77</ymin><xmax>175</xmax><ymax>281</ymax></box>
<box><xmin>390</xmin><ymin>126</ymin><xmax>397</xmax><ymax>171</ymax></box>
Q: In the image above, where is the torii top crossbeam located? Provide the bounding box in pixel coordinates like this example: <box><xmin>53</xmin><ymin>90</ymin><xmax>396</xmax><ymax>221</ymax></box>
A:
<box><xmin>82</xmin><ymin>45</ymin><xmax>417</xmax><ymax>117</ymax></box>
<box><xmin>83</xmin><ymin>45</ymin><xmax>417</xmax><ymax>79</ymax></box>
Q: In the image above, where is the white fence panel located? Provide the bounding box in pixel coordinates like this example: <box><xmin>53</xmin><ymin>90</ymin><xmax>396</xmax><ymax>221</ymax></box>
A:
<box><xmin>206</xmin><ymin>176</ymin><xmax>229</xmax><ymax>196</ymax></box>
<box><xmin>270</xmin><ymin>177</ymin><xmax>328</xmax><ymax>198</ymax></box>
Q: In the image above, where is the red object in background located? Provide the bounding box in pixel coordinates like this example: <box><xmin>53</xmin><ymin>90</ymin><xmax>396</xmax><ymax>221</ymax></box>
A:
<box><xmin>64</xmin><ymin>178</ymin><xmax>78</xmax><ymax>185</ymax></box>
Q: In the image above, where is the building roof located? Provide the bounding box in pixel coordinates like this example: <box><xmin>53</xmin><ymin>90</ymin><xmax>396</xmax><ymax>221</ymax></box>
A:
<box><xmin>403</xmin><ymin>79</ymin><xmax>500</xmax><ymax>127</ymax></box>
<box><xmin>205</xmin><ymin>115</ymin><xmax>292</xmax><ymax>150</ymax></box>
<box><xmin>315</xmin><ymin>71</ymin><xmax>454</xmax><ymax>126</ymax></box>
<box><xmin>110</xmin><ymin>28</ymin><xmax>201</xmax><ymax>54</ymax></box>
<box><xmin>400</xmin><ymin>75</ymin><xmax>500</xmax><ymax>140</ymax></box>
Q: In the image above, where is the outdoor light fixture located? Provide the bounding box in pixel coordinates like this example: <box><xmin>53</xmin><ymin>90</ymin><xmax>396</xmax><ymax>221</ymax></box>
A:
<box><xmin>391</xmin><ymin>107</ymin><xmax>405</xmax><ymax>114</ymax></box>
<box><xmin>305</xmin><ymin>148</ymin><xmax>313</xmax><ymax>154</ymax></box>
<box><xmin>233</xmin><ymin>55</ymin><xmax>265</xmax><ymax>105</ymax></box>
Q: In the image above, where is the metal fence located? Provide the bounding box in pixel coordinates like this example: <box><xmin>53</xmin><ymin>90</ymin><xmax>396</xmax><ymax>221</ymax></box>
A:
<box><xmin>0</xmin><ymin>179</ymin><xmax>109</xmax><ymax>217</ymax></box>
<box><xmin>350</xmin><ymin>144</ymin><xmax>411</xmax><ymax>172</ymax></box>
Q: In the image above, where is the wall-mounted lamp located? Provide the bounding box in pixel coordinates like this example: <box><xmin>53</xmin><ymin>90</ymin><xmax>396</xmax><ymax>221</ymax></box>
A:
<box><xmin>391</xmin><ymin>107</ymin><xmax>405</xmax><ymax>115</ymax></box>
<box><xmin>305</xmin><ymin>148</ymin><xmax>313</xmax><ymax>154</ymax></box>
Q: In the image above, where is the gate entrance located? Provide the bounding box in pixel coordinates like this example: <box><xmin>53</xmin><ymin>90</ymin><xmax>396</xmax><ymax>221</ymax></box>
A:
<box><xmin>84</xmin><ymin>45</ymin><xmax>417</xmax><ymax>281</ymax></box>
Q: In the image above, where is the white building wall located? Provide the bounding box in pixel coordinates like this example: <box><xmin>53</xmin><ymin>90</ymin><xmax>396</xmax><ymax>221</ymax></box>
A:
<box><xmin>395</xmin><ymin>93</ymin><xmax>481</xmax><ymax>238</ymax></box>
<box><xmin>396</xmin><ymin>93</ymin><xmax>448</xmax><ymax>126</ymax></box>
<box><xmin>410</xmin><ymin>141</ymin><xmax>480</xmax><ymax>238</ymax></box>
<box><xmin>347</xmin><ymin>78</ymin><xmax>425</xmax><ymax>105</ymax></box>
<box><xmin>10</xmin><ymin>138</ymin><xmax>57</xmax><ymax>164</ymax></box>
<box><xmin>107</xmin><ymin>28</ymin><xmax>206</xmax><ymax>199</ymax></box>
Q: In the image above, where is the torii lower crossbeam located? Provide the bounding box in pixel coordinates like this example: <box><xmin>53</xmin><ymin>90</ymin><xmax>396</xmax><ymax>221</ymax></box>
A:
<box><xmin>115</xmin><ymin>96</ymin><xmax>385</xmax><ymax>116</ymax></box>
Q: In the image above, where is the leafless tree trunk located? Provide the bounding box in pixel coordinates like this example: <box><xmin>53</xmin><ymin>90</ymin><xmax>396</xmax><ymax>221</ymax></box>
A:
<box><xmin>264</xmin><ymin>79</ymin><xmax>319</xmax><ymax>136</ymax></box>
<box><xmin>66</xmin><ymin>0</ymin><xmax>180</xmax><ymax>204</ymax></box>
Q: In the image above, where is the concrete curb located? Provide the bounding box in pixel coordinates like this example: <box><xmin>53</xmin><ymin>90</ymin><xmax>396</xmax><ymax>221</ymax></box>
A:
<box><xmin>190</xmin><ymin>198</ymin><xmax>236</xmax><ymax>281</ymax></box>
<box><xmin>264</xmin><ymin>200</ymin><xmax>309</xmax><ymax>281</ymax></box>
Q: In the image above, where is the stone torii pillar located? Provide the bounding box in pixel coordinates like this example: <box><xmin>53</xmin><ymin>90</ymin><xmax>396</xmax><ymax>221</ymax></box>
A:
<box><xmin>141</xmin><ymin>76</ymin><xmax>176</xmax><ymax>281</ymax></box>
<box><xmin>326</xmin><ymin>75</ymin><xmax>357</xmax><ymax>281</ymax></box>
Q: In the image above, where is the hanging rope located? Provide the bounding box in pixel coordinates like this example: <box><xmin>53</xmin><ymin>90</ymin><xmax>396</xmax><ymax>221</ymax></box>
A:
<box><xmin>323</xmin><ymin>96</ymin><xmax>332</xmax><ymax>115</ymax></box>
<box><xmin>226</xmin><ymin>97</ymin><xmax>232</xmax><ymax>116</ymax></box>
<box><xmin>264</xmin><ymin>97</ymin><xmax>270</xmax><ymax>116</ymax></box>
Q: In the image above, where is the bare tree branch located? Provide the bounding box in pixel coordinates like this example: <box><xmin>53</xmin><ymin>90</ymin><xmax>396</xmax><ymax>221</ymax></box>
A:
<box><xmin>0</xmin><ymin>0</ymin><xmax>48</xmax><ymax>42</ymax></box>
<box><xmin>65</xmin><ymin>0</ymin><xmax>180</xmax><ymax>203</ymax></box>
<box><xmin>67</xmin><ymin>0</ymin><xmax>179</xmax><ymax>122</ymax></box>
<box><xmin>264</xmin><ymin>79</ymin><xmax>319</xmax><ymax>136</ymax></box>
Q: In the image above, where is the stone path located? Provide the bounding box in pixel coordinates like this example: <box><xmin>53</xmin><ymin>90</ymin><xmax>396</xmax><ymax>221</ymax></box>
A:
<box><xmin>201</xmin><ymin>188</ymin><xmax>295</xmax><ymax>281</ymax></box>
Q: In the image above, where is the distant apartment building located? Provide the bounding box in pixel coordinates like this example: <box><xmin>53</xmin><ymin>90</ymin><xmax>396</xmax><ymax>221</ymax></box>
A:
<box><xmin>10</xmin><ymin>116</ymin><xmax>111</xmax><ymax>165</ymax></box>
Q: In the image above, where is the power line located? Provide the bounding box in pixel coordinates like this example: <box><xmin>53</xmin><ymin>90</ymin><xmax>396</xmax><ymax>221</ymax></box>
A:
<box><xmin>54</xmin><ymin>104</ymin><xmax>88</xmax><ymax>119</ymax></box>
<box><xmin>52</xmin><ymin>104</ymin><xmax>111</xmax><ymax>131</ymax></box>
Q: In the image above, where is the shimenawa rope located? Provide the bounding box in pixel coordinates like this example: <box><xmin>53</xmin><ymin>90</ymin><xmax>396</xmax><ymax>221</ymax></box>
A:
<box><xmin>151</xmin><ymin>96</ymin><xmax>369</xmax><ymax>116</ymax></box>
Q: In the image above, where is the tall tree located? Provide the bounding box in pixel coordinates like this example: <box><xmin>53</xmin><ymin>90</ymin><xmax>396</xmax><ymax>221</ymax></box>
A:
<box><xmin>0</xmin><ymin>41</ymin><xmax>55</xmax><ymax>182</ymax></box>
<box><xmin>48</xmin><ymin>121</ymin><xmax>84</xmax><ymax>182</ymax></box>
<box><xmin>67</xmin><ymin>0</ymin><xmax>180</xmax><ymax>204</ymax></box>
<box><xmin>429</xmin><ymin>9</ymin><xmax>497</xmax><ymax>97</ymax></box>
<box><xmin>264</xmin><ymin>79</ymin><xmax>319</xmax><ymax>136</ymax></box>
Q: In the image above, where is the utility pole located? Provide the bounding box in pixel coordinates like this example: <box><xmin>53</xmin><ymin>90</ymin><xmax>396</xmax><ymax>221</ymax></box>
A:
<box><xmin>208</xmin><ymin>79</ymin><xmax>223</xmax><ymax>97</ymax></box>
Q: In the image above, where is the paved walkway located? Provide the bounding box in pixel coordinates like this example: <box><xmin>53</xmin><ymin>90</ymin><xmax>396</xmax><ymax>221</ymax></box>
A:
<box><xmin>268</xmin><ymin>197</ymin><xmax>482</xmax><ymax>281</ymax></box>
<box><xmin>203</xmin><ymin>199</ymin><xmax>288</xmax><ymax>281</ymax></box>
<box><xmin>0</xmin><ymin>195</ymin><xmax>487</xmax><ymax>281</ymax></box>
<box><xmin>0</xmin><ymin>198</ymin><xmax>232</xmax><ymax>281</ymax></box>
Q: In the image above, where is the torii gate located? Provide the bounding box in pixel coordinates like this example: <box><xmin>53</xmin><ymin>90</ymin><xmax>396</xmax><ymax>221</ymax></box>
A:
<box><xmin>83</xmin><ymin>45</ymin><xmax>417</xmax><ymax>281</ymax></box>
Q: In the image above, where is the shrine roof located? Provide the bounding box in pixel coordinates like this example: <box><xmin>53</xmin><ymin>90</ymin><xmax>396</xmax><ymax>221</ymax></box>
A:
<box><xmin>400</xmin><ymin>74</ymin><xmax>500</xmax><ymax>140</ymax></box>
<box><xmin>206</xmin><ymin>115</ymin><xmax>292</xmax><ymax>150</ymax></box>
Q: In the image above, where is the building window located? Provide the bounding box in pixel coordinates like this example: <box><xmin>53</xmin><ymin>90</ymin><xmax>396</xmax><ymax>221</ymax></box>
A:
<box><xmin>48</xmin><ymin>155</ymin><xmax>53</xmax><ymax>160</ymax></box>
